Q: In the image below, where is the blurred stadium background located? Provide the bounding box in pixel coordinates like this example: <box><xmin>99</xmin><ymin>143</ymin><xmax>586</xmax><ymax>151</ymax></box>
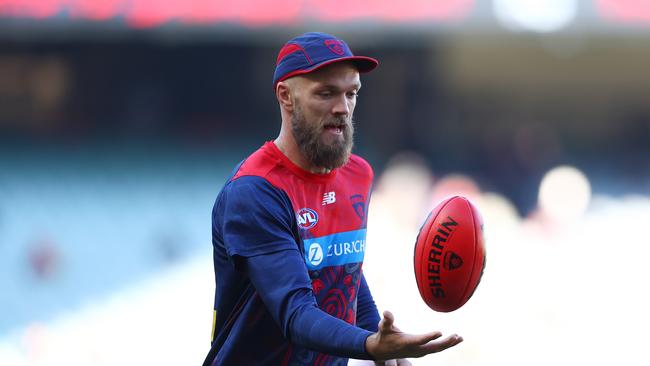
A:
<box><xmin>1</xmin><ymin>0</ymin><xmax>649</xmax><ymax>365</ymax></box>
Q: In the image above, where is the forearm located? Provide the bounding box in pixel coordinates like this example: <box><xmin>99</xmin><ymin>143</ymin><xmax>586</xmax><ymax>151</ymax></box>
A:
<box><xmin>289</xmin><ymin>301</ymin><xmax>373</xmax><ymax>359</ymax></box>
<box><xmin>356</xmin><ymin>274</ymin><xmax>380</xmax><ymax>332</ymax></box>
<box><xmin>244</xmin><ymin>250</ymin><xmax>374</xmax><ymax>359</ymax></box>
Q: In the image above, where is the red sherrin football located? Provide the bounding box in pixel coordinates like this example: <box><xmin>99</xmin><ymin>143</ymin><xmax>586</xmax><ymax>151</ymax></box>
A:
<box><xmin>414</xmin><ymin>196</ymin><xmax>486</xmax><ymax>312</ymax></box>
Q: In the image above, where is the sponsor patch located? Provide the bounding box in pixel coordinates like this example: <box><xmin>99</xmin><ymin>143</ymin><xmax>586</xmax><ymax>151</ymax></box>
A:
<box><xmin>303</xmin><ymin>229</ymin><xmax>367</xmax><ymax>270</ymax></box>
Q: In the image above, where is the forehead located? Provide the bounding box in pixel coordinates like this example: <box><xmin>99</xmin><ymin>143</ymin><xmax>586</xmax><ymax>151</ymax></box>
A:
<box><xmin>301</xmin><ymin>62</ymin><xmax>361</xmax><ymax>88</ymax></box>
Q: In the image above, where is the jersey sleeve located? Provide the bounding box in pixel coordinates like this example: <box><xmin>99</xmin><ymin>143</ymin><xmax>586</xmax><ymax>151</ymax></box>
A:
<box><xmin>213</xmin><ymin>175</ymin><xmax>298</xmax><ymax>258</ymax></box>
<box><xmin>243</xmin><ymin>249</ymin><xmax>373</xmax><ymax>360</ymax></box>
<box><xmin>356</xmin><ymin>274</ymin><xmax>381</xmax><ymax>332</ymax></box>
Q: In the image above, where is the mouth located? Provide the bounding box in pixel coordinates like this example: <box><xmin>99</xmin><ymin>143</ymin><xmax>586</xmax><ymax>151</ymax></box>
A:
<box><xmin>323</xmin><ymin>122</ymin><xmax>346</xmax><ymax>135</ymax></box>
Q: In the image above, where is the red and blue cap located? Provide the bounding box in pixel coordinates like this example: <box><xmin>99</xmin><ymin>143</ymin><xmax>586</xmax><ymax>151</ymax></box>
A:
<box><xmin>273</xmin><ymin>32</ymin><xmax>378</xmax><ymax>89</ymax></box>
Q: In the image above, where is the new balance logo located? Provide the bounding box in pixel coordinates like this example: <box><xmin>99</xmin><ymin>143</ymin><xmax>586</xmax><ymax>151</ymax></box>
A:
<box><xmin>322</xmin><ymin>191</ymin><xmax>336</xmax><ymax>205</ymax></box>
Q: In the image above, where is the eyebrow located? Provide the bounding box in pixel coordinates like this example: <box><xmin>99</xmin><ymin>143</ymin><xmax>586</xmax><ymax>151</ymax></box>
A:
<box><xmin>319</xmin><ymin>82</ymin><xmax>362</xmax><ymax>90</ymax></box>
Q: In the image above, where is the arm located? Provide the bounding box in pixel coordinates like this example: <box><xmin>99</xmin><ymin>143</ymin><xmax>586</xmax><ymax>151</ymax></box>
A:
<box><xmin>241</xmin><ymin>238</ymin><xmax>462</xmax><ymax>363</ymax></box>
<box><xmin>242</xmin><ymin>249</ymin><xmax>373</xmax><ymax>359</ymax></box>
<box><xmin>356</xmin><ymin>274</ymin><xmax>380</xmax><ymax>332</ymax></box>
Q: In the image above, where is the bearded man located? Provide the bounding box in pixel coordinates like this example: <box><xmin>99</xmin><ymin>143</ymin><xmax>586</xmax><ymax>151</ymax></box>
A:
<box><xmin>203</xmin><ymin>32</ymin><xmax>462</xmax><ymax>366</ymax></box>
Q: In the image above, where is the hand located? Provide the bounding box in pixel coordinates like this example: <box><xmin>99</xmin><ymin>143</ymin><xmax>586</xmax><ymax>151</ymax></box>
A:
<box><xmin>365</xmin><ymin>310</ymin><xmax>463</xmax><ymax>361</ymax></box>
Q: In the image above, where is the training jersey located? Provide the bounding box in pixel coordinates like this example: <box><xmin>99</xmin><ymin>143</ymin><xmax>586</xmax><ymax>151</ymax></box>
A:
<box><xmin>205</xmin><ymin>141</ymin><xmax>381</xmax><ymax>366</ymax></box>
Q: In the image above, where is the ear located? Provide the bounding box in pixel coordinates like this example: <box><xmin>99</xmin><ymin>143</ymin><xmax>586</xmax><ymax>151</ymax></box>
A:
<box><xmin>276</xmin><ymin>81</ymin><xmax>294</xmax><ymax>111</ymax></box>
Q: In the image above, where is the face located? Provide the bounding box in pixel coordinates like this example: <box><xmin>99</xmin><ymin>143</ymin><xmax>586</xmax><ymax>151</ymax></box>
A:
<box><xmin>289</xmin><ymin>62</ymin><xmax>361</xmax><ymax>170</ymax></box>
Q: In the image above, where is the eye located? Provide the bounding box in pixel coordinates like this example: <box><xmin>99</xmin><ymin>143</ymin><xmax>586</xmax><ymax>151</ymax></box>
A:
<box><xmin>347</xmin><ymin>91</ymin><xmax>359</xmax><ymax>99</ymax></box>
<box><xmin>318</xmin><ymin>90</ymin><xmax>333</xmax><ymax>98</ymax></box>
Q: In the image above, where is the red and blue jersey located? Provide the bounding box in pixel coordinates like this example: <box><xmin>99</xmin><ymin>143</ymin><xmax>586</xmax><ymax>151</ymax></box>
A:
<box><xmin>204</xmin><ymin>141</ymin><xmax>381</xmax><ymax>366</ymax></box>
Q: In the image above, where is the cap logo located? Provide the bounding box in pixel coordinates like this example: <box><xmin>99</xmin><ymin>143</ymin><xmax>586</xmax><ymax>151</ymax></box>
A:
<box><xmin>324</xmin><ymin>39</ymin><xmax>346</xmax><ymax>56</ymax></box>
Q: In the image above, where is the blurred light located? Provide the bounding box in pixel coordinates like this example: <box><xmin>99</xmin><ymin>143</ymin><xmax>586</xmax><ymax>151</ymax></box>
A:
<box><xmin>493</xmin><ymin>0</ymin><xmax>578</xmax><ymax>33</ymax></box>
<box><xmin>430</xmin><ymin>174</ymin><xmax>481</xmax><ymax>209</ymax></box>
<box><xmin>375</xmin><ymin>152</ymin><xmax>433</xmax><ymax>228</ymax></box>
<box><xmin>307</xmin><ymin>0</ymin><xmax>474</xmax><ymax>22</ymax></box>
<box><xmin>597</xmin><ymin>0</ymin><xmax>650</xmax><ymax>24</ymax></box>
<box><xmin>477</xmin><ymin>192</ymin><xmax>520</xmax><ymax>234</ymax></box>
<box><xmin>0</xmin><ymin>0</ymin><xmax>474</xmax><ymax>28</ymax></box>
<box><xmin>538</xmin><ymin>165</ymin><xmax>591</xmax><ymax>221</ymax></box>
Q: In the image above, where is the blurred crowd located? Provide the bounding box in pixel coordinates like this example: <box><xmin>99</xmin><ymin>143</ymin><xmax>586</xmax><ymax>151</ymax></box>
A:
<box><xmin>2</xmin><ymin>148</ymin><xmax>649</xmax><ymax>365</ymax></box>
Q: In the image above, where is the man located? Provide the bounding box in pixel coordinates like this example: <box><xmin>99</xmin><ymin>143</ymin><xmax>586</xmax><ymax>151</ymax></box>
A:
<box><xmin>204</xmin><ymin>32</ymin><xmax>462</xmax><ymax>366</ymax></box>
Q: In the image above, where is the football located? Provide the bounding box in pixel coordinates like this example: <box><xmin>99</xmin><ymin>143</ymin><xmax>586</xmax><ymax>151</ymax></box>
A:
<box><xmin>414</xmin><ymin>196</ymin><xmax>486</xmax><ymax>312</ymax></box>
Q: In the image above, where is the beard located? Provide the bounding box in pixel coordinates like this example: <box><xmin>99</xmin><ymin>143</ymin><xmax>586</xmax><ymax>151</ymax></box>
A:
<box><xmin>291</xmin><ymin>104</ymin><xmax>354</xmax><ymax>171</ymax></box>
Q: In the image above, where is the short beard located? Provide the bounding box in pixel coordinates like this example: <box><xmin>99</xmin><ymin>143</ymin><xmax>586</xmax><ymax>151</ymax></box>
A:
<box><xmin>291</xmin><ymin>104</ymin><xmax>354</xmax><ymax>171</ymax></box>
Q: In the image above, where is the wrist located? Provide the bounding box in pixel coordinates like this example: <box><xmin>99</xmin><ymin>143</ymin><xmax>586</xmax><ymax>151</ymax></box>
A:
<box><xmin>364</xmin><ymin>332</ymin><xmax>379</xmax><ymax>360</ymax></box>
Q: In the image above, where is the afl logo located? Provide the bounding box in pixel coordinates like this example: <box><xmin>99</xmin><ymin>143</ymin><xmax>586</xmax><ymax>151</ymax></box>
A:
<box><xmin>296</xmin><ymin>208</ymin><xmax>318</xmax><ymax>229</ymax></box>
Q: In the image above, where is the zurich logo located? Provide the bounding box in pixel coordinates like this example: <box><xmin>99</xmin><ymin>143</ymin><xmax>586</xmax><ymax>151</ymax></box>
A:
<box><xmin>307</xmin><ymin>243</ymin><xmax>324</xmax><ymax>266</ymax></box>
<box><xmin>296</xmin><ymin>208</ymin><xmax>318</xmax><ymax>229</ymax></box>
<box><xmin>302</xmin><ymin>229</ymin><xmax>367</xmax><ymax>270</ymax></box>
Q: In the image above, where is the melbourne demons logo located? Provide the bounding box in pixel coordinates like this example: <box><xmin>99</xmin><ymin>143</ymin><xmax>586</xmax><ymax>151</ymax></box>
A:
<box><xmin>324</xmin><ymin>39</ymin><xmax>346</xmax><ymax>55</ymax></box>
<box><xmin>296</xmin><ymin>208</ymin><xmax>319</xmax><ymax>229</ymax></box>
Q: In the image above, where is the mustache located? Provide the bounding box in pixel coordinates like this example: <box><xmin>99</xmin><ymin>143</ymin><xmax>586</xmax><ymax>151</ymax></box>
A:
<box><xmin>322</xmin><ymin>116</ymin><xmax>353</xmax><ymax>128</ymax></box>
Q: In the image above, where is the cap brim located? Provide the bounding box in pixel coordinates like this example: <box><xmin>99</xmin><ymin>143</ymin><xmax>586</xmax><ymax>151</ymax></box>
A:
<box><xmin>276</xmin><ymin>56</ymin><xmax>379</xmax><ymax>86</ymax></box>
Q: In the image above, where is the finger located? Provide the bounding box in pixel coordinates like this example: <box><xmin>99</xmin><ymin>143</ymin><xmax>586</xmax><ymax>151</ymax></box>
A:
<box><xmin>423</xmin><ymin>334</ymin><xmax>464</xmax><ymax>353</ymax></box>
<box><xmin>379</xmin><ymin>310</ymin><xmax>395</xmax><ymax>332</ymax></box>
<box><xmin>382</xmin><ymin>310</ymin><xmax>394</xmax><ymax>324</ymax></box>
<box><xmin>396</xmin><ymin>359</ymin><xmax>412</xmax><ymax>366</ymax></box>
<box><xmin>384</xmin><ymin>359</ymin><xmax>397</xmax><ymax>366</ymax></box>
<box><xmin>409</xmin><ymin>331</ymin><xmax>443</xmax><ymax>345</ymax></box>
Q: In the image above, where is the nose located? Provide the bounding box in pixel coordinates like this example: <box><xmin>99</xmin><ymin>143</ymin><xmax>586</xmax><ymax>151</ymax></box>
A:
<box><xmin>331</xmin><ymin>94</ymin><xmax>351</xmax><ymax>117</ymax></box>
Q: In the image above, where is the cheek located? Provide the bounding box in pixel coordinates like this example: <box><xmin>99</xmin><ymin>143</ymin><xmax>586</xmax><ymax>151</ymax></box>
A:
<box><xmin>312</xmin><ymin>107</ymin><xmax>334</xmax><ymax>125</ymax></box>
<box><xmin>348</xmin><ymin>98</ymin><xmax>356</xmax><ymax>111</ymax></box>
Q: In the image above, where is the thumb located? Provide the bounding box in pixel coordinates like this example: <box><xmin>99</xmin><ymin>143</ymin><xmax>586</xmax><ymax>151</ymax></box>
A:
<box><xmin>379</xmin><ymin>310</ymin><xmax>395</xmax><ymax>333</ymax></box>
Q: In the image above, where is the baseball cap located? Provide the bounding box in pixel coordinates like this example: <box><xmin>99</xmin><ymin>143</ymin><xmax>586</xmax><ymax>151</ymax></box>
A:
<box><xmin>273</xmin><ymin>32</ymin><xmax>378</xmax><ymax>88</ymax></box>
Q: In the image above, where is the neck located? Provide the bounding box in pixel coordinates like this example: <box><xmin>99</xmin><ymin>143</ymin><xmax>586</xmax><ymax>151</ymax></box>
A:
<box><xmin>274</xmin><ymin>126</ymin><xmax>331</xmax><ymax>175</ymax></box>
